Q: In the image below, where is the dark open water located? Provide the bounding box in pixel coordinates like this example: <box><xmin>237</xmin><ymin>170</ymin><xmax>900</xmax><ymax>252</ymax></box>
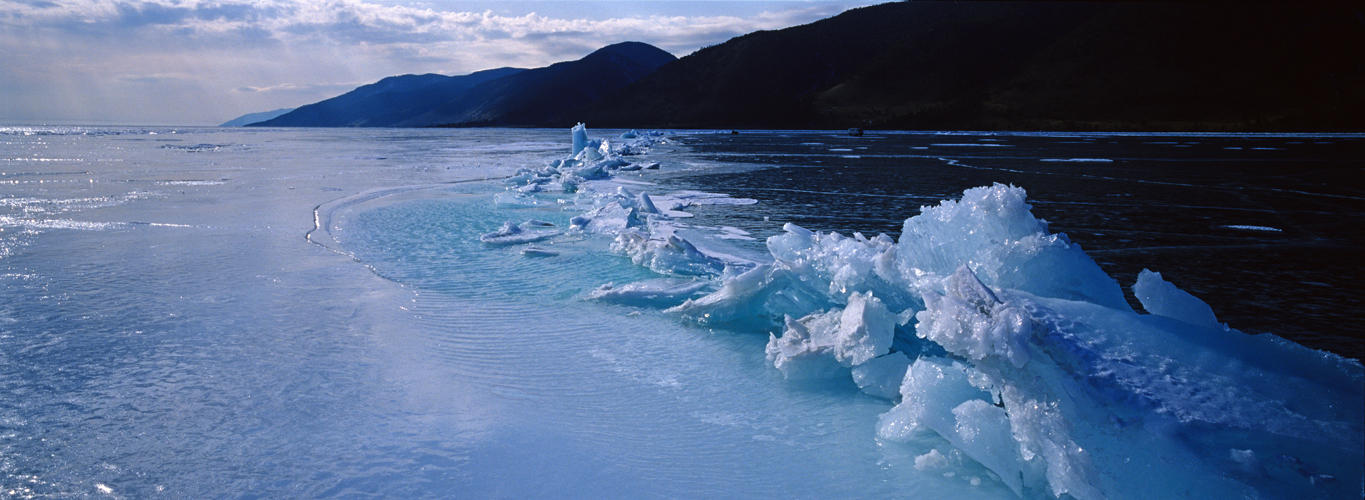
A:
<box><xmin>655</xmin><ymin>131</ymin><xmax>1365</xmax><ymax>361</ymax></box>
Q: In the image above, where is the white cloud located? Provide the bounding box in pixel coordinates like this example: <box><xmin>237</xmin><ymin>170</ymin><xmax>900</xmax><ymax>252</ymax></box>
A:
<box><xmin>234</xmin><ymin>81</ymin><xmax>371</xmax><ymax>95</ymax></box>
<box><xmin>0</xmin><ymin>0</ymin><xmax>886</xmax><ymax>125</ymax></box>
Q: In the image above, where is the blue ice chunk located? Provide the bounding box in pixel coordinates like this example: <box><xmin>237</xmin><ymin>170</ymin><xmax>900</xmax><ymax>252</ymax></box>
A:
<box><xmin>636</xmin><ymin>192</ymin><xmax>659</xmax><ymax>214</ymax></box>
<box><xmin>479</xmin><ymin>221</ymin><xmax>562</xmax><ymax>245</ymax></box>
<box><xmin>613</xmin><ymin>232</ymin><xmax>726</xmax><ymax>277</ymax></box>
<box><xmin>895</xmin><ymin>184</ymin><xmax>1129</xmax><ymax>311</ymax></box>
<box><xmin>520</xmin><ymin>245</ymin><xmax>559</xmax><ymax>257</ymax></box>
<box><xmin>1132</xmin><ymin>269</ymin><xmax>1227</xmax><ymax>330</ymax></box>
<box><xmin>587</xmin><ymin>278</ymin><xmax>708</xmax><ymax>308</ymax></box>
<box><xmin>851</xmin><ymin>351</ymin><xmax>911</xmax><ymax>399</ymax></box>
<box><xmin>571</xmin><ymin>123</ymin><xmax>588</xmax><ymax>155</ymax></box>
<box><xmin>915</xmin><ymin>265</ymin><xmax>1032</xmax><ymax>368</ymax></box>
<box><xmin>765</xmin><ymin>291</ymin><xmax>897</xmax><ymax>378</ymax></box>
<box><xmin>666</xmin><ymin>263</ymin><xmax>787</xmax><ymax>324</ymax></box>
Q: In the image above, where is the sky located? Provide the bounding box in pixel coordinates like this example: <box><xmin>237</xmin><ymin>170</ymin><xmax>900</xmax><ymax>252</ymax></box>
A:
<box><xmin>0</xmin><ymin>0</ymin><xmax>889</xmax><ymax>126</ymax></box>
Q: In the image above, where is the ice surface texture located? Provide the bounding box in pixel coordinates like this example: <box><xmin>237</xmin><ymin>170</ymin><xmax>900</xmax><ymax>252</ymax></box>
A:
<box><xmin>492</xmin><ymin>126</ymin><xmax>1363</xmax><ymax>500</ymax></box>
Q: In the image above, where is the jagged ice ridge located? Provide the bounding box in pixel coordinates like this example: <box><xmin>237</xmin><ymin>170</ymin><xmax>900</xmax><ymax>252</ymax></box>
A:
<box><xmin>478</xmin><ymin>125</ymin><xmax>1364</xmax><ymax>500</ymax></box>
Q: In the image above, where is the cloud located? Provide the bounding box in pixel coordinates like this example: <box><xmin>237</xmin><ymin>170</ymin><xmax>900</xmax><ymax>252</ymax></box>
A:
<box><xmin>114</xmin><ymin>1</ymin><xmax>192</xmax><ymax>27</ymax></box>
<box><xmin>116</xmin><ymin>72</ymin><xmax>193</xmax><ymax>84</ymax></box>
<box><xmin>0</xmin><ymin>0</ymin><xmax>888</xmax><ymax>124</ymax></box>
<box><xmin>4</xmin><ymin>0</ymin><xmax>866</xmax><ymax>62</ymax></box>
<box><xmin>235</xmin><ymin>81</ymin><xmax>369</xmax><ymax>95</ymax></box>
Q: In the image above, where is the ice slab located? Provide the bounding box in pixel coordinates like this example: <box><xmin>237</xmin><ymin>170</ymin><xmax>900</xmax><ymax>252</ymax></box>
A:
<box><xmin>571</xmin><ymin>123</ymin><xmax>588</xmax><ymax>155</ymax></box>
<box><xmin>612</xmin><ymin>232</ymin><xmax>727</xmax><ymax>277</ymax></box>
<box><xmin>587</xmin><ymin>278</ymin><xmax>708</xmax><ymax>308</ymax></box>
<box><xmin>1221</xmin><ymin>224</ymin><xmax>1282</xmax><ymax>232</ymax></box>
<box><xmin>765</xmin><ymin>291</ymin><xmax>899</xmax><ymax>379</ymax></box>
<box><xmin>1132</xmin><ymin>269</ymin><xmax>1226</xmax><ymax>330</ymax></box>
<box><xmin>851</xmin><ymin>351</ymin><xmax>911</xmax><ymax>399</ymax></box>
<box><xmin>916</xmin><ymin>265</ymin><xmax>1032</xmax><ymax>368</ymax></box>
<box><xmin>520</xmin><ymin>245</ymin><xmax>559</xmax><ymax>257</ymax></box>
<box><xmin>480</xmin><ymin>220</ymin><xmax>563</xmax><ymax>245</ymax></box>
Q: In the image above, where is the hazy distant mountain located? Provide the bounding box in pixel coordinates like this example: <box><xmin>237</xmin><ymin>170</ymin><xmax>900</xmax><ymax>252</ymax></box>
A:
<box><xmin>581</xmin><ymin>2</ymin><xmax>1364</xmax><ymax>131</ymax></box>
<box><xmin>252</xmin><ymin>68</ymin><xmax>525</xmax><ymax>127</ymax></box>
<box><xmin>220</xmin><ymin>108</ymin><xmax>294</xmax><ymax>127</ymax></box>
<box><xmin>250</xmin><ymin>42</ymin><xmax>675</xmax><ymax>128</ymax></box>
<box><xmin>401</xmin><ymin>42</ymin><xmax>677</xmax><ymax>127</ymax></box>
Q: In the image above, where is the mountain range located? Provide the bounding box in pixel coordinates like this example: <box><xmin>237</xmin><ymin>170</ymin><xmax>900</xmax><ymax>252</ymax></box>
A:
<box><xmin>247</xmin><ymin>42</ymin><xmax>674</xmax><ymax>128</ymax></box>
<box><xmin>235</xmin><ymin>2</ymin><xmax>1364</xmax><ymax>132</ymax></box>
<box><xmin>248</xmin><ymin>68</ymin><xmax>523</xmax><ymax>128</ymax></box>
<box><xmin>219</xmin><ymin>107</ymin><xmax>294</xmax><ymax>127</ymax></box>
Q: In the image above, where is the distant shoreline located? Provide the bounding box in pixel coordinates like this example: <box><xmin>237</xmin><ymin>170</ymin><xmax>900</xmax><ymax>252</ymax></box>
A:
<box><xmin>8</xmin><ymin>123</ymin><xmax>1365</xmax><ymax>138</ymax></box>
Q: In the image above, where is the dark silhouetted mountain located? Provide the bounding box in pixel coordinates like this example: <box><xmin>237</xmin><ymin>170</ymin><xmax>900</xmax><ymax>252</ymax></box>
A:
<box><xmin>220</xmin><ymin>107</ymin><xmax>295</xmax><ymax>127</ymax></box>
<box><xmin>401</xmin><ymin>42</ymin><xmax>676</xmax><ymax>127</ymax></box>
<box><xmin>252</xmin><ymin>68</ymin><xmax>525</xmax><ymax>127</ymax></box>
<box><xmin>580</xmin><ymin>2</ymin><xmax>1364</xmax><ymax>132</ymax></box>
<box><xmin>250</xmin><ymin>42</ymin><xmax>675</xmax><ymax>128</ymax></box>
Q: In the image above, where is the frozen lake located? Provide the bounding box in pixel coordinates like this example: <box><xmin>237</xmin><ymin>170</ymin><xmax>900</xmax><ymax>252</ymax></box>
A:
<box><xmin>1</xmin><ymin>126</ymin><xmax>1361</xmax><ymax>499</ymax></box>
